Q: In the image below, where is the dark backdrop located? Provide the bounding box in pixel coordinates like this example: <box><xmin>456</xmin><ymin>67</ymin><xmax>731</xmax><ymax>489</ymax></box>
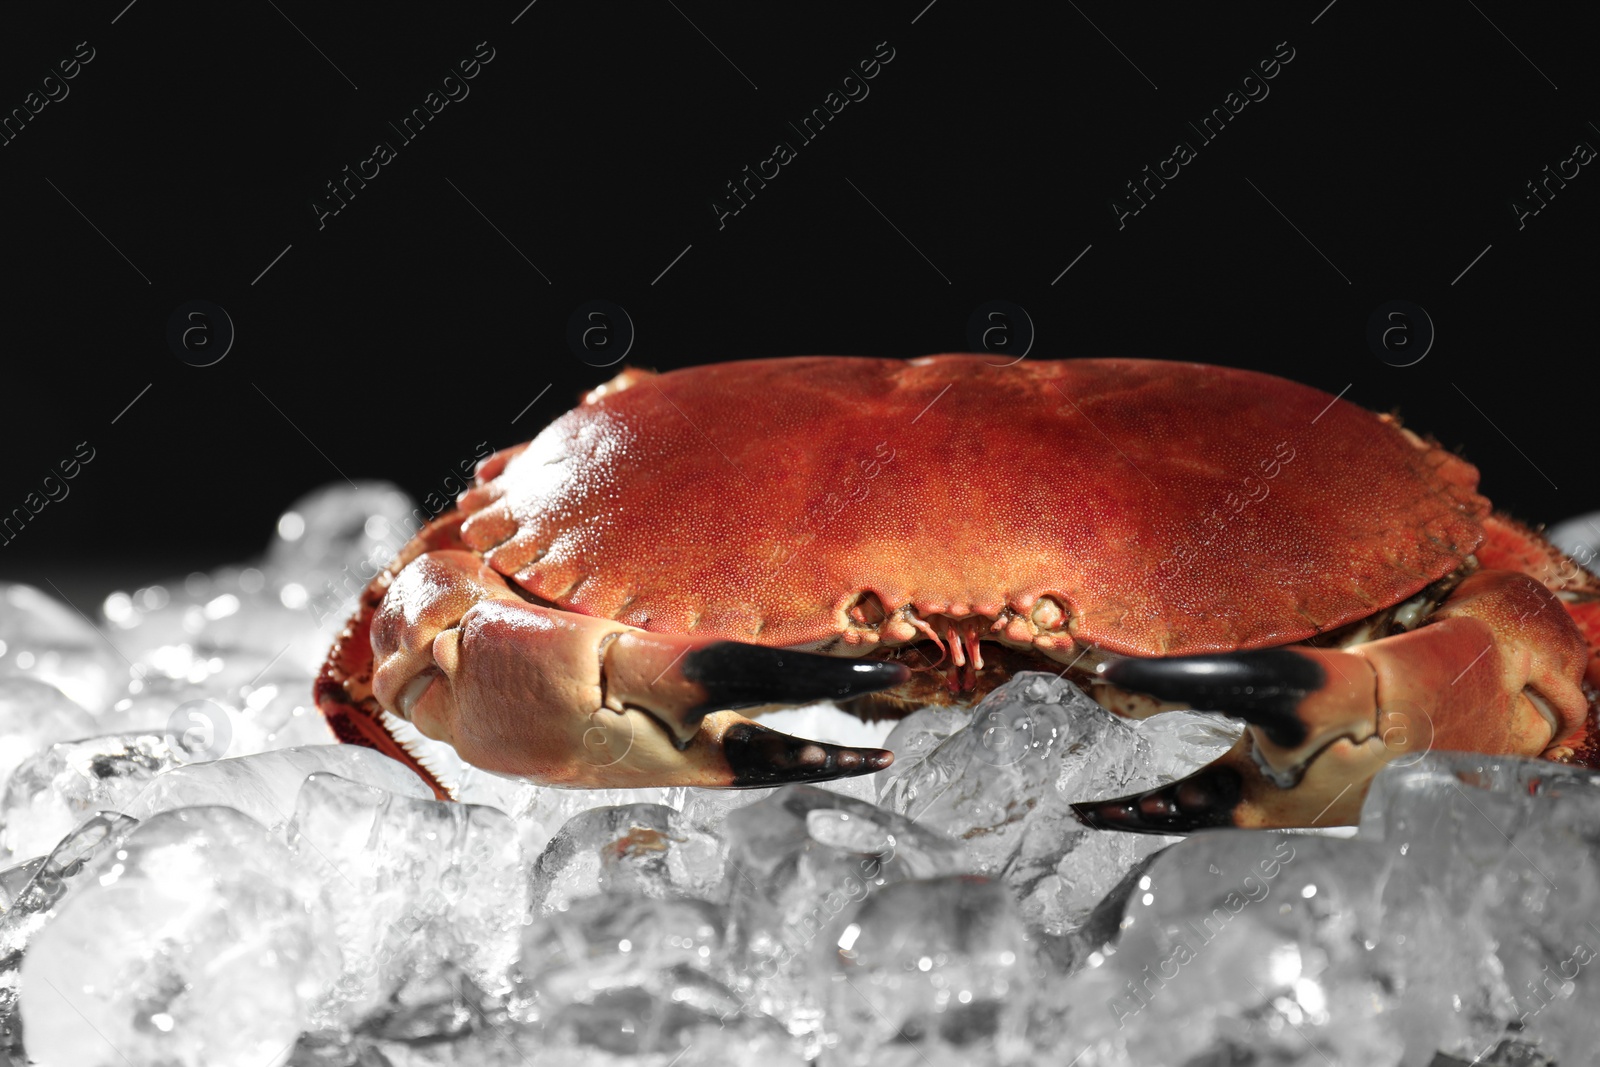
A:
<box><xmin>1</xmin><ymin>1</ymin><xmax>1593</xmax><ymax>603</ymax></box>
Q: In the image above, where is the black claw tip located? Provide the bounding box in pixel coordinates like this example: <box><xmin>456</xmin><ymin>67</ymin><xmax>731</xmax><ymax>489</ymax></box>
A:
<box><xmin>1099</xmin><ymin>650</ymin><xmax>1325</xmax><ymax>749</ymax></box>
<box><xmin>722</xmin><ymin>723</ymin><xmax>894</xmax><ymax>787</ymax></box>
<box><xmin>681</xmin><ymin>642</ymin><xmax>910</xmax><ymax>716</ymax></box>
<box><xmin>1071</xmin><ymin>767</ymin><xmax>1244</xmax><ymax>835</ymax></box>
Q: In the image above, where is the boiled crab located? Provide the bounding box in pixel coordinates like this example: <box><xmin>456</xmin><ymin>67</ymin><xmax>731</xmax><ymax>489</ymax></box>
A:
<box><xmin>316</xmin><ymin>356</ymin><xmax>1600</xmax><ymax>831</ymax></box>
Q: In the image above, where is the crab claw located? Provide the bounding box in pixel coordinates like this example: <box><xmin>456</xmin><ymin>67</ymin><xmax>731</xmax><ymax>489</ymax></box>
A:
<box><xmin>1075</xmin><ymin>648</ymin><xmax>1382</xmax><ymax>832</ymax></box>
<box><xmin>365</xmin><ymin>550</ymin><xmax>904</xmax><ymax>790</ymax></box>
<box><xmin>600</xmin><ymin>634</ymin><xmax>906</xmax><ymax>786</ymax></box>
<box><xmin>1074</xmin><ymin>570</ymin><xmax>1594</xmax><ymax>832</ymax></box>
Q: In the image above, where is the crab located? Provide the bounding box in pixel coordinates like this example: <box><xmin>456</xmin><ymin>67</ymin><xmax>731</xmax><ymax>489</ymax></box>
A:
<box><xmin>315</xmin><ymin>355</ymin><xmax>1600</xmax><ymax>831</ymax></box>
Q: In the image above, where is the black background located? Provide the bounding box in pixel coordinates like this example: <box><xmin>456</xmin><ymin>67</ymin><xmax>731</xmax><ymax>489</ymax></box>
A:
<box><xmin>0</xmin><ymin>1</ymin><xmax>1593</xmax><ymax>604</ymax></box>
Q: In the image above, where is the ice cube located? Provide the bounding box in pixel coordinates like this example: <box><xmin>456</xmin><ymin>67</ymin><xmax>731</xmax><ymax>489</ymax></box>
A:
<box><xmin>287</xmin><ymin>1022</ymin><xmax>532</xmax><ymax>1067</ymax></box>
<box><xmin>513</xmin><ymin>891</ymin><xmax>800</xmax><ymax>1062</ymax></box>
<box><xmin>880</xmin><ymin>703</ymin><xmax>968</xmax><ymax>763</ymax></box>
<box><xmin>1038</xmin><ymin>847</ymin><xmax>1171</xmax><ymax>979</ymax></box>
<box><xmin>0</xmin><ymin>813</ymin><xmax>139</xmax><ymax>1030</ymax></box>
<box><xmin>1470</xmin><ymin>825</ymin><xmax>1600</xmax><ymax>1062</ymax></box>
<box><xmin>80</xmin><ymin>684</ymin><xmax>186</xmax><ymax>736</ymax></box>
<box><xmin>289</xmin><ymin>1022</ymin><xmax>504</xmax><ymax>1067</ymax></box>
<box><xmin>1119</xmin><ymin>705</ymin><xmax>1245</xmax><ymax>784</ymax></box>
<box><xmin>96</xmin><ymin>663</ymin><xmax>336</xmax><ymax>762</ymax></box>
<box><xmin>531</xmin><ymin>803</ymin><xmax>728</xmax><ymax>913</ymax></box>
<box><xmin>266</xmin><ymin>482</ymin><xmax>418</xmax><ymax>612</ymax></box>
<box><xmin>517</xmin><ymin>892</ymin><xmax>727</xmax><ymax>1003</ymax></box>
<box><xmin>877</xmin><ymin>672</ymin><xmax>1234</xmax><ymax>934</ymax></box>
<box><xmin>121</xmin><ymin>743</ymin><xmax>432</xmax><ymax>834</ymax></box>
<box><xmin>0</xmin><ymin>678</ymin><xmax>98</xmax><ymax>793</ymax></box>
<box><xmin>0</xmin><ymin>731</ymin><xmax>196</xmax><ymax>861</ymax></box>
<box><xmin>756</xmin><ymin>703</ymin><xmax>896</xmax><ymax>750</ymax></box>
<box><xmin>674</xmin><ymin>776</ymin><xmax>881</xmax><ymax>837</ymax></box>
<box><xmin>107</xmin><ymin>673</ymin><xmax>326</xmax><ymax>760</ymax></box>
<box><xmin>19</xmin><ymin>806</ymin><xmax>338</xmax><ymax>1067</ymax></box>
<box><xmin>0</xmin><ymin>813</ymin><xmax>137</xmax><ymax>950</ymax></box>
<box><xmin>1545</xmin><ymin>510</ymin><xmax>1600</xmax><ymax>576</ymax></box>
<box><xmin>99</xmin><ymin>679</ymin><xmax>247</xmax><ymax>762</ymax></box>
<box><xmin>809</xmin><ymin>773</ymin><xmax>884</xmax><ymax>807</ymax></box>
<box><xmin>1063</xmin><ymin>830</ymin><xmax>1414</xmax><ymax>1066</ymax></box>
<box><xmin>678</xmin><ymin>785</ymin><xmax>772</xmax><ymax>832</ymax></box>
<box><xmin>724</xmin><ymin>784</ymin><xmax>967</xmax><ymax>1032</ymax></box>
<box><xmin>103</xmin><ymin>568</ymin><xmax>329</xmax><ymax>679</ymax></box>
<box><xmin>464</xmin><ymin>776</ymin><xmax>684</xmax><ymax>862</ymax></box>
<box><xmin>289</xmin><ymin>771</ymin><xmax>526</xmax><ymax>1023</ymax></box>
<box><xmin>0</xmin><ymin>857</ymin><xmax>42</xmax><ymax>913</ymax></box>
<box><xmin>1360</xmin><ymin>751</ymin><xmax>1600</xmax><ymax>877</ymax></box>
<box><xmin>534</xmin><ymin>988</ymin><xmax>803</xmax><ymax>1064</ymax></box>
<box><xmin>824</xmin><ymin>875</ymin><xmax>1034</xmax><ymax>1065</ymax></box>
<box><xmin>1361</xmin><ymin>753</ymin><xmax>1600</xmax><ymax>1061</ymax></box>
<box><xmin>1112</xmin><ymin>831</ymin><xmax>1388</xmax><ymax>972</ymax></box>
<box><xmin>0</xmin><ymin>583</ymin><xmax>126</xmax><ymax>713</ymax></box>
<box><xmin>232</xmin><ymin>669</ymin><xmax>337</xmax><ymax>751</ymax></box>
<box><xmin>358</xmin><ymin>963</ymin><xmax>486</xmax><ymax>1045</ymax></box>
<box><xmin>289</xmin><ymin>970</ymin><xmax>496</xmax><ymax>1065</ymax></box>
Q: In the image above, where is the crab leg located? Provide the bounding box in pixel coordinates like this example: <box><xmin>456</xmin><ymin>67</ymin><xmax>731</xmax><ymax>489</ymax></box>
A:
<box><xmin>366</xmin><ymin>550</ymin><xmax>903</xmax><ymax>791</ymax></box>
<box><xmin>1073</xmin><ymin>568</ymin><xmax>1592</xmax><ymax>832</ymax></box>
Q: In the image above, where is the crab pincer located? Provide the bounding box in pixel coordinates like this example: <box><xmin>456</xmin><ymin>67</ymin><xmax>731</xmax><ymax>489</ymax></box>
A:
<box><xmin>322</xmin><ymin>546</ymin><xmax>901</xmax><ymax>796</ymax></box>
<box><xmin>1074</xmin><ymin>567</ymin><xmax>1592</xmax><ymax>832</ymax></box>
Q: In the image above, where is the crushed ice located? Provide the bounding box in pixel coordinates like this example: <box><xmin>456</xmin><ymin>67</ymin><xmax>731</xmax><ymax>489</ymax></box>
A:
<box><xmin>0</xmin><ymin>483</ymin><xmax>1590</xmax><ymax>1064</ymax></box>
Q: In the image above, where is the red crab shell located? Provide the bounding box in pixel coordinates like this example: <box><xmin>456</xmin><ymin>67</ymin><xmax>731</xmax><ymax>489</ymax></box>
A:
<box><xmin>449</xmin><ymin>354</ymin><xmax>1487</xmax><ymax>660</ymax></box>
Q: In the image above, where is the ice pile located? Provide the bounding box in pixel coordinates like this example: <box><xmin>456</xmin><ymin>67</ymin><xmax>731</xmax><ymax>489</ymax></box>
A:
<box><xmin>1043</xmin><ymin>753</ymin><xmax>1600</xmax><ymax>1066</ymax></box>
<box><xmin>0</xmin><ymin>482</ymin><xmax>1595</xmax><ymax>1066</ymax></box>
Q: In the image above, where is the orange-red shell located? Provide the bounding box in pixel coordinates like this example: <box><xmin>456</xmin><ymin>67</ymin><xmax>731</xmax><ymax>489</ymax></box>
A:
<box><xmin>453</xmin><ymin>356</ymin><xmax>1489</xmax><ymax>657</ymax></box>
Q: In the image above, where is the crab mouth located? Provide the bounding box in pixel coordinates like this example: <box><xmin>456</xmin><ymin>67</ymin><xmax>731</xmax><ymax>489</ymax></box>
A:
<box><xmin>835</xmin><ymin>641</ymin><xmax>1080</xmax><ymax>718</ymax></box>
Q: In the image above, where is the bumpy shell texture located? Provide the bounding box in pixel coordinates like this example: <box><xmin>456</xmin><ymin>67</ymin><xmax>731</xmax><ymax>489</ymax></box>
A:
<box><xmin>455</xmin><ymin>356</ymin><xmax>1488</xmax><ymax>657</ymax></box>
